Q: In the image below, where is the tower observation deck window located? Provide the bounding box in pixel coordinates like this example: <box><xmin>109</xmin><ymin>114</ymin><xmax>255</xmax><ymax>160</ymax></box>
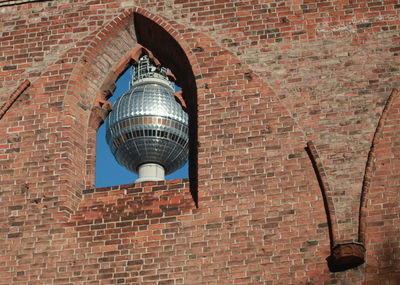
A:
<box><xmin>105</xmin><ymin>55</ymin><xmax>189</xmax><ymax>183</ymax></box>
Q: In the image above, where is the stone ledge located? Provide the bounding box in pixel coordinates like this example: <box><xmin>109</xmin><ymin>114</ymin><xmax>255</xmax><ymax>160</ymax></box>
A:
<box><xmin>327</xmin><ymin>242</ymin><xmax>366</xmax><ymax>272</ymax></box>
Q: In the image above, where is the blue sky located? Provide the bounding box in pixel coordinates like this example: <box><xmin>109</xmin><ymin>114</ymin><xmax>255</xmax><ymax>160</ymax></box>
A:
<box><xmin>95</xmin><ymin>67</ymin><xmax>188</xmax><ymax>187</ymax></box>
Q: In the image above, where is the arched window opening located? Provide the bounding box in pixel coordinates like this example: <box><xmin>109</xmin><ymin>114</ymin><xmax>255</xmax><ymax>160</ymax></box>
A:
<box><xmin>133</xmin><ymin>13</ymin><xmax>198</xmax><ymax>205</ymax></box>
<box><xmin>95</xmin><ymin>64</ymin><xmax>189</xmax><ymax>188</ymax></box>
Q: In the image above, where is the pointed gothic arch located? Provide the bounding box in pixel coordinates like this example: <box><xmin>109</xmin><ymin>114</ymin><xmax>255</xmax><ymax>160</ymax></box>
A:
<box><xmin>64</xmin><ymin>9</ymin><xmax>200</xmax><ymax>205</ymax></box>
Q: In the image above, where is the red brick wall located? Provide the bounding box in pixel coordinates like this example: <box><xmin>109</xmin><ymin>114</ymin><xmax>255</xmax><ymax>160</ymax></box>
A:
<box><xmin>0</xmin><ymin>0</ymin><xmax>399</xmax><ymax>283</ymax></box>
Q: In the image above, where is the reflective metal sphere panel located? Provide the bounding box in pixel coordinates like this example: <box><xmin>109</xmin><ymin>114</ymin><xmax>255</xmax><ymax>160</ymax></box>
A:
<box><xmin>105</xmin><ymin>74</ymin><xmax>189</xmax><ymax>176</ymax></box>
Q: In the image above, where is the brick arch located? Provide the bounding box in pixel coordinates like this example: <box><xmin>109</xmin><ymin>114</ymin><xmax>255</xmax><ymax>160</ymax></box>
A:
<box><xmin>63</xmin><ymin>8</ymin><xmax>201</xmax><ymax>203</ymax></box>
<box><xmin>360</xmin><ymin>88</ymin><xmax>400</xmax><ymax>280</ymax></box>
<box><xmin>358</xmin><ymin>89</ymin><xmax>398</xmax><ymax>244</ymax></box>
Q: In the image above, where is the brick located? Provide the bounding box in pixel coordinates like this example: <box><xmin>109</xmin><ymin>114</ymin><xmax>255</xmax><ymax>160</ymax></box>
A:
<box><xmin>0</xmin><ymin>1</ymin><xmax>399</xmax><ymax>284</ymax></box>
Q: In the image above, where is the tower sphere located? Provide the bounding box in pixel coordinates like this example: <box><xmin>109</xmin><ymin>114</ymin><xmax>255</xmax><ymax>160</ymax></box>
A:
<box><xmin>105</xmin><ymin>56</ymin><xmax>189</xmax><ymax>181</ymax></box>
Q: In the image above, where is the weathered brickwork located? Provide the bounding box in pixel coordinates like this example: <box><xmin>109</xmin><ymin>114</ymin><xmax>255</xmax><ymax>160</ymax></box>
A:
<box><xmin>0</xmin><ymin>0</ymin><xmax>399</xmax><ymax>283</ymax></box>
